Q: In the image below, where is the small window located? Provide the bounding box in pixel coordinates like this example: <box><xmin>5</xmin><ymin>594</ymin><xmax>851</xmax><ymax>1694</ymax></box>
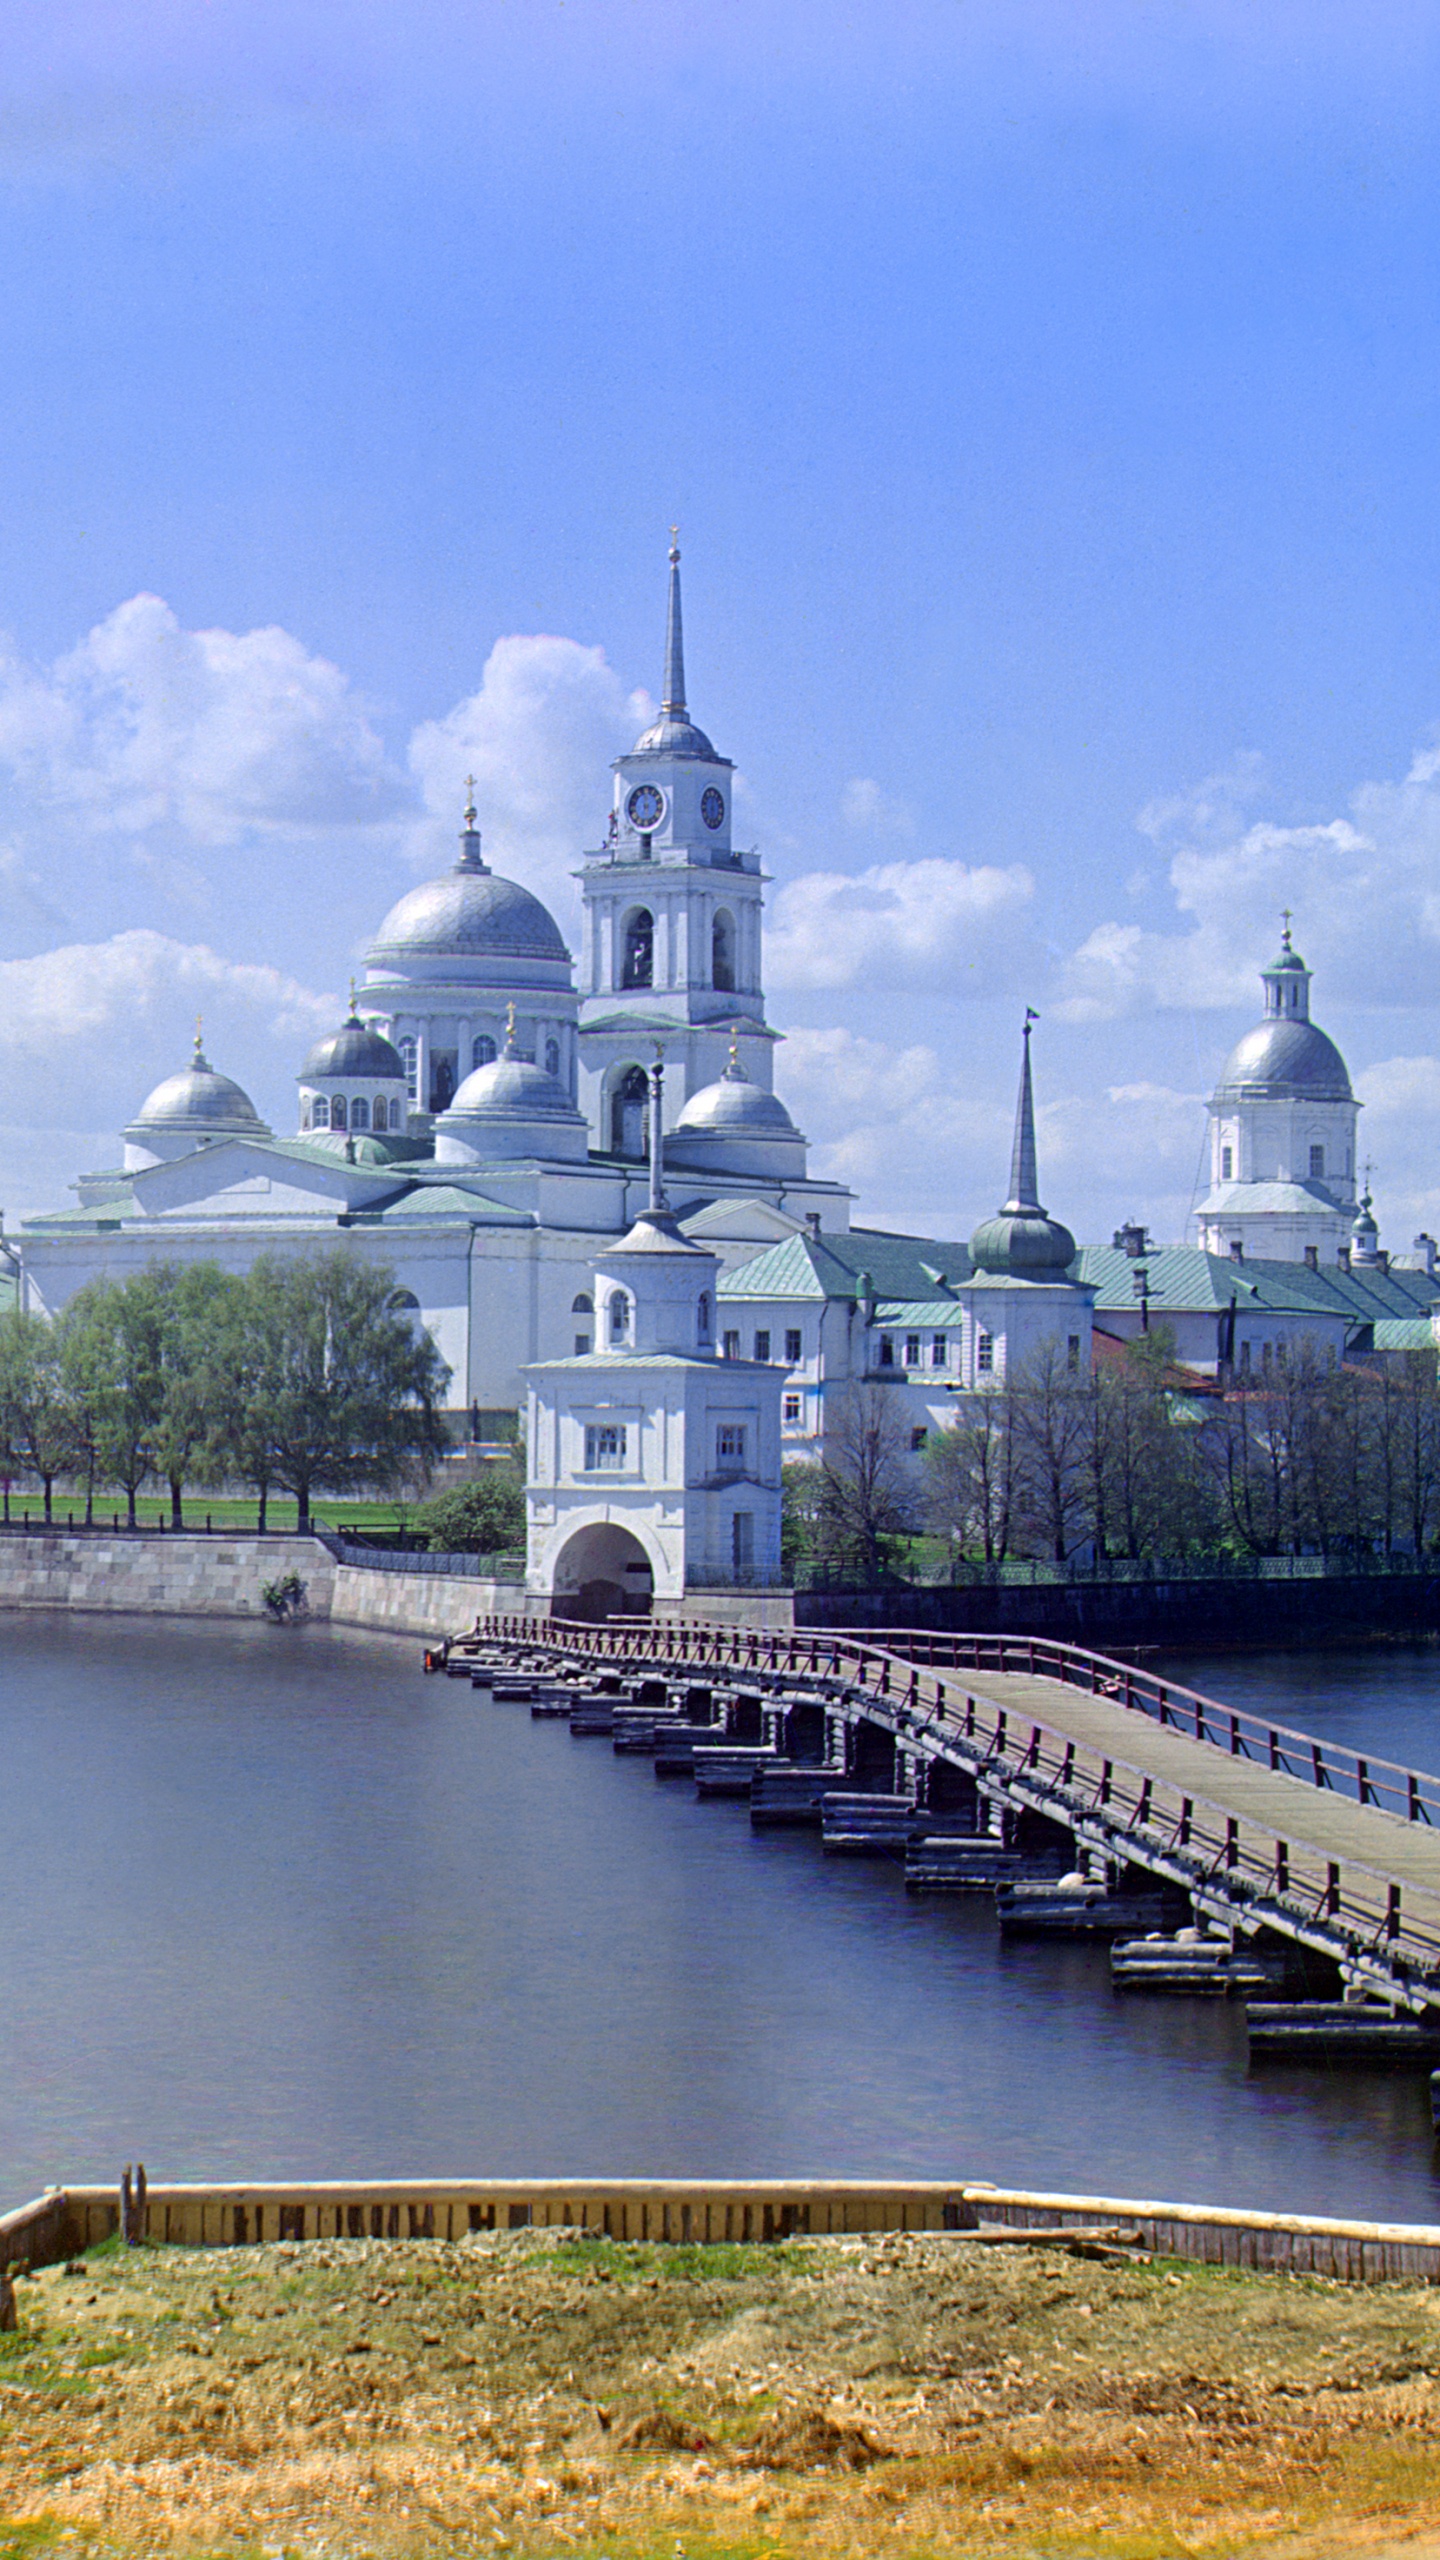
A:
<box><xmin>1221</xmin><ymin>1145</ymin><xmax>1233</xmax><ymax>1180</ymax></box>
<box><xmin>910</xmin><ymin>1426</ymin><xmax>928</xmax><ymax>1452</ymax></box>
<box><xmin>878</xmin><ymin>1334</ymin><xmax>895</xmax><ymax>1367</ymax></box>
<box><xmin>712</xmin><ymin>910</ymin><xmax>736</xmax><ymax>992</ymax></box>
<box><xmin>754</xmin><ymin>1330</ymin><xmax>771</xmax><ymax>1362</ymax></box>
<box><xmin>545</xmin><ymin>1038</ymin><xmax>560</xmax><ymax>1079</ymax></box>
<box><xmin>622</xmin><ymin>907</ymin><xmax>654</xmax><ymax>990</ymax></box>
<box><xmin>905</xmin><ymin>1333</ymin><xmax>921</xmax><ymax>1366</ymax></box>
<box><xmin>731</xmin><ymin>1510</ymin><xmax>754</xmax><ymax>1579</ymax></box>
<box><xmin>398</xmin><ymin>1036</ymin><xmax>418</xmax><ymax>1100</ymax></box>
<box><xmin>1309</xmin><ymin>1144</ymin><xmax>1325</xmax><ymax>1179</ymax></box>
<box><xmin>932</xmin><ymin>1334</ymin><xmax>947</xmax><ymax>1367</ymax></box>
<box><xmin>572</xmin><ymin>1292</ymin><xmax>593</xmax><ymax>1314</ymax></box>
<box><xmin>584</xmin><ymin>1424</ymin><xmax>627</xmax><ymax>1470</ymax></box>
<box><xmin>697</xmin><ymin>1290</ymin><xmax>712</xmax><ymax>1341</ymax></box>
<box><xmin>330</xmin><ymin>1094</ymin><xmax>347</xmax><ymax>1131</ymax></box>
<box><xmin>977</xmin><ymin>1332</ymin><xmax>994</xmax><ymax>1375</ymax></box>
<box><xmin>575</xmin><ymin>1335</ymin><xmax>591</xmax><ymax>1356</ymax></box>
<box><xmin>372</xmin><ymin>1097</ymin><xmax>389</xmax><ymax>1133</ymax></box>
<box><xmin>717</xmin><ymin>1423</ymin><xmax>748</xmax><ymax>1467</ymax></box>
<box><xmin>311</xmin><ymin>1094</ymin><xmax>329</xmax><ymax>1130</ymax></box>
<box><xmin>351</xmin><ymin>1096</ymin><xmax>369</xmax><ymax>1131</ymax></box>
<box><xmin>1067</xmin><ymin>1335</ymin><xmax>1081</xmax><ymax>1372</ymax></box>
<box><xmin>1261</xmin><ymin>1340</ymin><xmax>1272</xmax><ymax>1371</ymax></box>
<box><xmin>722</xmin><ymin>1330</ymin><xmax>740</xmax><ymax>1360</ymax></box>
<box><xmin>783</xmin><ymin>1393</ymin><xmax>801</xmax><ymax>1425</ymax></box>
<box><xmin>784</xmin><ymin>1328</ymin><xmax>802</xmax><ymax>1364</ymax></box>
<box><xmin>472</xmin><ymin>1035</ymin><xmax>496</xmax><ymax>1071</ymax></box>
<box><xmin>1239</xmin><ymin>1340</ymin><xmax>1251</xmax><ymax>1372</ymax></box>
<box><xmin>608</xmin><ymin>1291</ymin><xmax>629</xmax><ymax>1343</ymax></box>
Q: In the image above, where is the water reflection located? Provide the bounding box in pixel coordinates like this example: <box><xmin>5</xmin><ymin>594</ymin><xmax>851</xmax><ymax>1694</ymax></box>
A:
<box><xmin>2</xmin><ymin>1617</ymin><xmax>1438</xmax><ymax>2222</ymax></box>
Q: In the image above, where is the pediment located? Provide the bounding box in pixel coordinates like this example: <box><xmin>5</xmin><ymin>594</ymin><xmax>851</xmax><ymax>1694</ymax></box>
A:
<box><xmin>131</xmin><ymin>1139</ymin><xmax>399</xmax><ymax>1219</ymax></box>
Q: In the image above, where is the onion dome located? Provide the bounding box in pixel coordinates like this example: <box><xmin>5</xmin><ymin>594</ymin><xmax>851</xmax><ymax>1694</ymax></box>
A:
<box><xmin>969</xmin><ymin>1017</ymin><xmax>1077</xmax><ymax>1278</ymax></box>
<box><xmin>629</xmin><ymin>536</ymin><xmax>718</xmax><ymax>761</ymax></box>
<box><xmin>1351</xmin><ymin>1188</ymin><xmax>1381</xmax><ymax>1267</ymax></box>
<box><xmin>1213</xmin><ymin>923</ymin><xmax>1353</xmax><ymax>1102</ymax></box>
<box><xmin>366</xmin><ymin>789</ymin><xmax>570</xmax><ymax>975</ymax></box>
<box><xmin>434</xmin><ymin>1007</ymin><xmax>588</xmax><ymax>1166</ymax></box>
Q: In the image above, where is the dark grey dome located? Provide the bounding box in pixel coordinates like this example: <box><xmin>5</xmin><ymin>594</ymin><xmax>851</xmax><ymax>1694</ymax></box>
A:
<box><xmin>1215</xmin><ymin>1018</ymin><xmax>1353</xmax><ymax>1101</ymax></box>
<box><xmin>300</xmin><ymin>1018</ymin><xmax>405</xmax><ymax>1081</ymax></box>
<box><xmin>969</xmin><ymin>1209</ymin><xmax>1077</xmax><ymax>1279</ymax></box>
<box><xmin>368</xmin><ymin>870</ymin><xmax>569</xmax><ymax>967</ymax></box>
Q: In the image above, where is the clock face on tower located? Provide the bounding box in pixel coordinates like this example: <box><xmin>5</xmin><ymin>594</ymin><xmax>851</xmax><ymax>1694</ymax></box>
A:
<box><xmin>626</xmin><ymin>784</ymin><xmax>664</xmax><ymax>832</ymax></box>
<box><xmin>701</xmin><ymin>786</ymin><xmax>725</xmax><ymax>830</ymax></box>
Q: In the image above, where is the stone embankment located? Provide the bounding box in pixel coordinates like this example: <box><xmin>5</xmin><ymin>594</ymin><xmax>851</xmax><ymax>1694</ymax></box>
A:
<box><xmin>0</xmin><ymin>1529</ymin><xmax>523</xmax><ymax>1637</ymax></box>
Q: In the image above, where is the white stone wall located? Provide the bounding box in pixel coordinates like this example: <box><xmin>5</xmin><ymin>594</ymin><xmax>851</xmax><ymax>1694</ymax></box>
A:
<box><xmin>0</xmin><ymin>1532</ymin><xmax>338</xmax><ymax>1618</ymax></box>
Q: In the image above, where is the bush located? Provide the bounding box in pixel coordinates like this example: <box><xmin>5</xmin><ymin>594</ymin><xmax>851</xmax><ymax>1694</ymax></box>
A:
<box><xmin>410</xmin><ymin>1473</ymin><xmax>524</xmax><ymax>1556</ymax></box>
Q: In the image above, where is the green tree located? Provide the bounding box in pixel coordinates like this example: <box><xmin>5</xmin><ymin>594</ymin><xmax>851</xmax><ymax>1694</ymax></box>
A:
<box><xmin>0</xmin><ymin>1310</ymin><xmax>79</xmax><ymax>1523</ymax></box>
<box><xmin>56</xmin><ymin>1277</ymin><xmax>165</xmax><ymax>1527</ymax></box>
<box><xmin>227</xmin><ymin>1252</ymin><xmax>450</xmax><ymax>1528</ymax></box>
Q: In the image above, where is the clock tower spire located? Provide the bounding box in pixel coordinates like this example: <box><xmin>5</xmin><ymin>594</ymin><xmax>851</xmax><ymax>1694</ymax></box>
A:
<box><xmin>576</xmin><ymin>540</ymin><xmax>776</xmax><ymax>1159</ymax></box>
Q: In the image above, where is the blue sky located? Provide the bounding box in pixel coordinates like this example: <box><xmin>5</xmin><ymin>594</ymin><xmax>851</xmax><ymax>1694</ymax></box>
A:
<box><xmin>3</xmin><ymin>0</ymin><xmax>1440</xmax><ymax>1244</ymax></box>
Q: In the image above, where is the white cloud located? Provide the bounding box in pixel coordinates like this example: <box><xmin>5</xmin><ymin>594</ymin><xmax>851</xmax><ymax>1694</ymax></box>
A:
<box><xmin>840</xmin><ymin>776</ymin><xmax>914</xmax><ymax>836</ymax></box>
<box><xmin>407</xmin><ymin>634</ymin><xmax>650</xmax><ymax>931</ymax></box>
<box><xmin>1056</xmin><ymin>734</ymin><xmax>1440</xmax><ymax>1022</ymax></box>
<box><xmin>1352</xmin><ymin>1054</ymin><xmax>1440</xmax><ymax>1246</ymax></box>
<box><xmin>766</xmin><ymin>856</ymin><xmax>1034</xmax><ymax>993</ymax></box>
<box><xmin>0</xmin><ymin>931</ymin><xmax>334</xmax><ymax>1208</ymax></box>
<box><xmin>0</xmin><ymin>593</ymin><xmax>403</xmax><ymax>844</ymax></box>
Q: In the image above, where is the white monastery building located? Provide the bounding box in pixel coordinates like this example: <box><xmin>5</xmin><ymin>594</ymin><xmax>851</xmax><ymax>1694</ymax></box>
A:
<box><xmin>1193</xmin><ymin>925</ymin><xmax>1360</xmax><ymax>1266</ymax></box>
<box><xmin>524</xmin><ymin>1060</ymin><xmax>783</xmax><ymax>1615</ymax></box>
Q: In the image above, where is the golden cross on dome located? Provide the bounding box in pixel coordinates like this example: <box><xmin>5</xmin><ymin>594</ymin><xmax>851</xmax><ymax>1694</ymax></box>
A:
<box><xmin>348</xmin><ymin>976</ymin><xmax>358</xmax><ymax>1016</ymax></box>
<box><xmin>193</xmin><ymin>1015</ymin><xmax>204</xmax><ymax>1060</ymax></box>
<box><xmin>505</xmin><ymin>1000</ymin><xmax>517</xmax><ymax>1050</ymax></box>
<box><xmin>728</xmin><ymin>1025</ymin><xmax>740</xmax><ymax>1072</ymax></box>
<box><xmin>463</xmin><ymin>774</ymin><xmax>478</xmax><ymax>824</ymax></box>
<box><xmin>1281</xmin><ymin>907</ymin><xmax>1293</xmax><ymax>947</ymax></box>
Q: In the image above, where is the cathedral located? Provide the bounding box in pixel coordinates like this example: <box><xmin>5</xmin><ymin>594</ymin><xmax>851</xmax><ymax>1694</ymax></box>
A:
<box><xmin>1193</xmin><ymin>924</ymin><xmax>1361</xmax><ymax>1265</ymax></box>
<box><xmin>14</xmin><ymin>545</ymin><xmax>850</xmax><ymax>1419</ymax></box>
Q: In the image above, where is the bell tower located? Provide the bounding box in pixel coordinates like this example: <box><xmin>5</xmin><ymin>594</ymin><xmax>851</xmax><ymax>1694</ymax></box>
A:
<box><xmin>577</xmin><ymin>538</ymin><xmax>776</xmax><ymax>1158</ymax></box>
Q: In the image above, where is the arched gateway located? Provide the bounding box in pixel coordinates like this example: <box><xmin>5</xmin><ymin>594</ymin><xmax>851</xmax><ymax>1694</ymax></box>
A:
<box><xmin>549</xmin><ymin>1521</ymin><xmax>655</xmax><ymax>1621</ymax></box>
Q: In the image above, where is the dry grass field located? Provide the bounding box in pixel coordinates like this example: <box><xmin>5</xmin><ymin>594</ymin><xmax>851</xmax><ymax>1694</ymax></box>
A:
<box><xmin>6</xmin><ymin>2227</ymin><xmax>1440</xmax><ymax>2558</ymax></box>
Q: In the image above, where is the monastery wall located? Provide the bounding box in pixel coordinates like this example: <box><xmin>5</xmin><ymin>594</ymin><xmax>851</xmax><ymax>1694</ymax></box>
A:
<box><xmin>328</xmin><ymin>1564</ymin><xmax>530</xmax><ymax>1637</ymax></box>
<box><xmin>0</xmin><ymin>1530</ymin><xmax>338</xmax><ymax>1618</ymax></box>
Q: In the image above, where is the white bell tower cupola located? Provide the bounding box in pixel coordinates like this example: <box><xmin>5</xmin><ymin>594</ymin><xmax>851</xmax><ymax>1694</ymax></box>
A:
<box><xmin>577</xmin><ymin>538</ymin><xmax>778</xmax><ymax>1159</ymax></box>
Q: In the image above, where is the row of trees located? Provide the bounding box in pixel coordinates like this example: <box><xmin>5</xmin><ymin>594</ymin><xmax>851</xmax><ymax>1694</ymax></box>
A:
<box><xmin>0</xmin><ymin>1254</ymin><xmax>451</xmax><ymax>1528</ymax></box>
<box><xmin>783</xmin><ymin>1334</ymin><xmax>1440</xmax><ymax>1581</ymax></box>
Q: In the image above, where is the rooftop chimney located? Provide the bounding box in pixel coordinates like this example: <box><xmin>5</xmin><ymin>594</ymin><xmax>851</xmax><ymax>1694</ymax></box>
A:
<box><xmin>1337</xmin><ymin>1245</ymin><xmax>1351</xmax><ymax>1273</ymax></box>
<box><xmin>1303</xmin><ymin>1244</ymin><xmax>1318</xmax><ymax>1271</ymax></box>
<box><xmin>805</xmin><ymin>1211</ymin><xmax>822</xmax><ymax>1237</ymax></box>
<box><xmin>1113</xmin><ymin>1220</ymin><xmax>1151</xmax><ymax>1258</ymax></box>
<box><xmin>1229</xmin><ymin>1239</ymin><xmax>1244</xmax><ymax>1263</ymax></box>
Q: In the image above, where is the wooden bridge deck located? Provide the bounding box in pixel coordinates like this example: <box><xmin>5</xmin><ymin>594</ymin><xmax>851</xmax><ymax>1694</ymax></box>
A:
<box><xmin>938</xmin><ymin>1667</ymin><xmax>1440</xmax><ymax>1905</ymax></box>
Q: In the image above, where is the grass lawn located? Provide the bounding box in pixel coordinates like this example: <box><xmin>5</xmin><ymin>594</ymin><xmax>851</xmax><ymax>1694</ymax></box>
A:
<box><xmin>4</xmin><ymin>2227</ymin><xmax>1440</xmax><ymax>2557</ymax></box>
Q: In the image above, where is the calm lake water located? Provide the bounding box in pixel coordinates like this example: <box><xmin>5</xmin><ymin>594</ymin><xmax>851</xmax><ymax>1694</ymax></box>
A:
<box><xmin>7</xmin><ymin>1615</ymin><xmax>1440</xmax><ymax>2224</ymax></box>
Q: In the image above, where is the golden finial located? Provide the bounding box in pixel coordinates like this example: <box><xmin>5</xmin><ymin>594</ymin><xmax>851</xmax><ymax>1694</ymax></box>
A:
<box><xmin>728</xmin><ymin>1025</ymin><xmax>740</xmax><ymax>1073</ymax></box>
<box><xmin>669</xmin><ymin>523</ymin><xmax>680</xmax><ymax>562</ymax></box>
<box><xmin>505</xmin><ymin>1000</ymin><xmax>517</xmax><ymax>1052</ymax></box>
<box><xmin>193</xmin><ymin>1014</ymin><xmax>204</xmax><ymax>1061</ymax></box>
<box><xmin>463</xmin><ymin>774</ymin><xmax>478</xmax><ymax>826</ymax></box>
<box><xmin>348</xmin><ymin>976</ymin><xmax>358</xmax><ymax>1017</ymax></box>
<box><xmin>1281</xmin><ymin>906</ymin><xmax>1293</xmax><ymax>949</ymax></box>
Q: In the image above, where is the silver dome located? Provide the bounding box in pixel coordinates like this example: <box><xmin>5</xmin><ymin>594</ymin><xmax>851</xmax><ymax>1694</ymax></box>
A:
<box><xmin>299</xmin><ymin>1017</ymin><xmax>405</xmax><ymax>1081</ymax></box>
<box><xmin>1214</xmin><ymin>1017</ymin><xmax>1353</xmax><ymax>1101</ymax></box>
<box><xmin>630</xmin><ymin>710</ymin><xmax>718</xmax><ymax>759</ymax></box>
<box><xmin>674</xmin><ymin>1067</ymin><xmax>800</xmax><ymax>1137</ymax></box>
<box><xmin>132</xmin><ymin>1058</ymin><xmax>265</xmax><ymax>1132</ymax></box>
<box><xmin>445</xmin><ymin>1053</ymin><xmax>578</xmax><ymax>1119</ymax></box>
<box><xmin>368</xmin><ymin>869</ymin><xmax>570</xmax><ymax>968</ymax></box>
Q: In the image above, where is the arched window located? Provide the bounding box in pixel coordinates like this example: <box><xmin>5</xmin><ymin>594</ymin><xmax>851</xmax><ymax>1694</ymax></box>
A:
<box><xmin>621</xmin><ymin>907</ymin><xmax>654</xmax><ymax>989</ymax></box>
<box><xmin>351</xmin><ymin>1096</ymin><xmax>369</xmax><ymax>1131</ymax></box>
<box><xmin>388</xmin><ymin>1288</ymin><xmax>420</xmax><ymax>1313</ymax></box>
<box><xmin>545</xmin><ymin>1037</ymin><xmax>560</xmax><ymax>1079</ymax></box>
<box><xmin>609</xmin><ymin>1289</ymin><xmax>630</xmax><ymax>1343</ymax></box>
<box><xmin>397</xmin><ymin>1036</ymin><xmax>418</xmax><ymax>1100</ymax></box>
<box><xmin>430</xmin><ymin>1054</ymin><xmax>456</xmax><ymax>1113</ymax></box>
<box><xmin>712</xmin><ymin>909</ymin><xmax>736</xmax><ymax>992</ymax></box>
<box><xmin>571</xmin><ymin>1292</ymin><xmax>593</xmax><ymax>1314</ymax></box>
<box><xmin>611</xmin><ymin>1064</ymin><xmax>649</xmax><ymax>1158</ymax></box>
<box><xmin>472</xmin><ymin>1034</ymin><xmax>496</xmax><ymax>1071</ymax></box>
<box><xmin>330</xmin><ymin>1094</ymin><xmax>347</xmax><ymax>1131</ymax></box>
<box><xmin>310</xmin><ymin>1094</ymin><xmax>329</xmax><ymax>1130</ymax></box>
<box><xmin>697</xmin><ymin>1290</ymin><xmax>712</xmax><ymax>1342</ymax></box>
<box><xmin>372</xmin><ymin>1097</ymin><xmax>388</xmax><ymax>1134</ymax></box>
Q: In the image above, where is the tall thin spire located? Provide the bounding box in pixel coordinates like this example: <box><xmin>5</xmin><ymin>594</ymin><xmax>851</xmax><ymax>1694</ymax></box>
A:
<box><xmin>662</xmin><ymin>528</ymin><xmax>686</xmax><ymax>716</ymax></box>
<box><xmin>1003</xmin><ymin>1010</ymin><xmax>1044</xmax><ymax>1214</ymax></box>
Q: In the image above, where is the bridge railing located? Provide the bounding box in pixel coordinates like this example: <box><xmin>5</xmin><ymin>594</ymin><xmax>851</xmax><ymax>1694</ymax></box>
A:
<box><xmin>454</xmin><ymin>1612</ymin><xmax>1440</xmax><ymax>1982</ymax></box>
